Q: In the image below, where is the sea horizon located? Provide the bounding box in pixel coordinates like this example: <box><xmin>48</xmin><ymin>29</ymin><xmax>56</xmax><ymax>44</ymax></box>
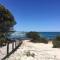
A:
<box><xmin>9</xmin><ymin>31</ymin><xmax>60</xmax><ymax>40</ymax></box>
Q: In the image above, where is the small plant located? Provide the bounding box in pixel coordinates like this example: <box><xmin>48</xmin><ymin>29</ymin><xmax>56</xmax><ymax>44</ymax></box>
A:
<box><xmin>26</xmin><ymin>51</ymin><xmax>30</xmax><ymax>56</ymax></box>
<box><xmin>26</xmin><ymin>51</ymin><xmax>35</xmax><ymax>57</ymax></box>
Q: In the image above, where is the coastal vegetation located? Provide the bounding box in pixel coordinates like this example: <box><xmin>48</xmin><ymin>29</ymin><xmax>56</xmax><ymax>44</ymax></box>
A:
<box><xmin>26</xmin><ymin>31</ymin><xmax>48</xmax><ymax>43</ymax></box>
<box><xmin>0</xmin><ymin>4</ymin><xmax>16</xmax><ymax>46</ymax></box>
<box><xmin>53</xmin><ymin>36</ymin><xmax>60</xmax><ymax>48</ymax></box>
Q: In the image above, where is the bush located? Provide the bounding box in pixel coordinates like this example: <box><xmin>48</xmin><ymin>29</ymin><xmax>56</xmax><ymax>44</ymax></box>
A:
<box><xmin>0</xmin><ymin>39</ymin><xmax>6</xmax><ymax>46</ymax></box>
<box><xmin>0</xmin><ymin>38</ymin><xmax>12</xmax><ymax>46</ymax></box>
<box><xmin>26</xmin><ymin>31</ymin><xmax>48</xmax><ymax>43</ymax></box>
<box><xmin>26</xmin><ymin>31</ymin><xmax>40</xmax><ymax>43</ymax></box>
<box><xmin>53</xmin><ymin>36</ymin><xmax>60</xmax><ymax>48</ymax></box>
<box><xmin>40</xmin><ymin>37</ymin><xmax>48</xmax><ymax>44</ymax></box>
<box><xmin>26</xmin><ymin>51</ymin><xmax>35</xmax><ymax>57</ymax></box>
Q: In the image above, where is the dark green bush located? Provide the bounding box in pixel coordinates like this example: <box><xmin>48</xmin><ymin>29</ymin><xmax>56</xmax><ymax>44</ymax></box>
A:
<box><xmin>53</xmin><ymin>36</ymin><xmax>60</xmax><ymax>48</ymax></box>
<box><xmin>40</xmin><ymin>37</ymin><xmax>48</xmax><ymax>44</ymax></box>
<box><xmin>26</xmin><ymin>31</ymin><xmax>48</xmax><ymax>43</ymax></box>
<box><xmin>0</xmin><ymin>39</ymin><xmax>6</xmax><ymax>46</ymax></box>
<box><xmin>26</xmin><ymin>31</ymin><xmax>40</xmax><ymax>43</ymax></box>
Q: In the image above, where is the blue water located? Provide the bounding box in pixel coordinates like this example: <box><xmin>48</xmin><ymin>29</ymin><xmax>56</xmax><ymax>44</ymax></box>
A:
<box><xmin>9</xmin><ymin>32</ymin><xmax>60</xmax><ymax>40</ymax></box>
<box><xmin>40</xmin><ymin>32</ymin><xmax>60</xmax><ymax>39</ymax></box>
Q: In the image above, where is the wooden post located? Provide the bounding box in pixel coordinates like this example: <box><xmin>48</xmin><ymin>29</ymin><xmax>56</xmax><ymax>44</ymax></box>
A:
<box><xmin>15</xmin><ymin>41</ymin><xmax>16</xmax><ymax>48</ymax></box>
<box><xmin>19</xmin><ymin>40</ymin><xmax>20</xmax><ymax>45</ymax></box>
<box><xmin>16</xmin><ymin>41</ymin><xmax>17</xmax><ymax>47</ymax></box>
<box><xmin>1</xmin><ymin>40</ymin><xmax>2</xmax><ymax>47</ymax></box>
<box><xmin>7</xmin><ymin>42</ymin><xmax>9</xmax><ymax>55</ymax></box>
<box><xmin>12</xmin><ymin>42</ymin><xmax>14</xmax><ymax>50</ymax></box>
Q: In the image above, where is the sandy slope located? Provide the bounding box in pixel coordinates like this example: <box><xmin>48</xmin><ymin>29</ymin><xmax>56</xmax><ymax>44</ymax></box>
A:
<box><xmin>6</xmin><ymin>40</ymin><xmax>60</xmax><ymax>60</ymax></box>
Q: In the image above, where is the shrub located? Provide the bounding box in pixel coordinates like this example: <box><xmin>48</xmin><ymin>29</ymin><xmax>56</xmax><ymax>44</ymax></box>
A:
<box><xmin>26</xmin><ymin>31</ymin><xmax>40</xmax><ymax>43</ymax></box>
<box><xmin>40</xmin><ymin>37</ymin><xmax>48</xmax><ymax>44</ymax></box>
<box><xmin>26</xmin><ymin>51</ymin><xmax>35</xmax><ymax>57</ymax></box>
<box><xmin>53</xmin><ymin>36</ymin><xmax>60</xmax><ymax>48</ymax></box>
<box><xmin>26</xmin><ymin>31</ymin><xmax>48</xmax><ymax>43</ymax></box>
<box><xmin>0</xmin><ymin>39</ymin><xmax>6</xmax><ymax>46</ymax></box>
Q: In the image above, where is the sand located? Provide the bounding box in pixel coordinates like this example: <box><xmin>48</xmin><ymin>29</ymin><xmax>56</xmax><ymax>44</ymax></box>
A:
<box><xmin>1</xmin><ymin>40</ymin><xmax>60</xmax><ymax>60</ymax></box>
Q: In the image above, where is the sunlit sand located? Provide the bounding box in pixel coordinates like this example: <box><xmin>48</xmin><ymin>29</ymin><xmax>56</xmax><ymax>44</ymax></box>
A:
<box><xmin>5</xmin><ymin>40</ymin><xmax>60</xmax><ymax>60</ymax></box>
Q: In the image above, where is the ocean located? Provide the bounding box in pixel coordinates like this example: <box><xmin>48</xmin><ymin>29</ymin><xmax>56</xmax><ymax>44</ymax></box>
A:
<box><xmin>40</xmin><ymin>32</ymin><xmax>60</xmax><ymax>39</ymax></box>
<box><xmin>9</xmin><ymin>32</ymin><xmax>60</xmax><ymax>40</ymax></box>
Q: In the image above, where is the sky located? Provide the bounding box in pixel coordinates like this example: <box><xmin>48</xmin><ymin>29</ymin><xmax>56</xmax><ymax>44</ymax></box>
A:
<box><xmin>0</xmin><ymin>0</ymin><xmax>60</xmax><ymax>32</ymax></box>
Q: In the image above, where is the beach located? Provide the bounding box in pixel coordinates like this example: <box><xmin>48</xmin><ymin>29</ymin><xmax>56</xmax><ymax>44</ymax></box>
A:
<box><xmin>3</xmin><ymin>40</ymin><xmax>60</xmax><ymax>60</ymax></box>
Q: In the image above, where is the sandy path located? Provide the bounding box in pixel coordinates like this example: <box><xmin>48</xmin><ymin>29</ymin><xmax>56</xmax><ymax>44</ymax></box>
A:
<box><xmin>5</xmin><ymin>40</ymin><xmax>60</xmax><ymax>60</ymax></box>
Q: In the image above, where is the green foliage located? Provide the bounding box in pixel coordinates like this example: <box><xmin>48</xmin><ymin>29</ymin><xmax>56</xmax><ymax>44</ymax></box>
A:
<box><xmin>26</xmin><ymin>32</ymin><xmax>40</xmax><ymax>39</ymax></box>
<box><xmin>26</xmin><ymin>31</ymin><xmax>41</xmax><ymax>42</ymax></box>
<box><xmin>26</xmin><ymin>31</ymin><xmax>48</xmax><ymax>43</ymax></box>
<box><xmin>40</xmin><ymin>37</ymin><xmax>48</xmax><ymax>44</ymax></box>
<box><xmin>26</xmin><ymin>51</ymin><xmax>35</xmax><ymax>57</ymax></box>
<box><xmin>53</xmin><ymin>36</ymin><xmax>60</xmax><ymax>48</ymax></box>
<box><xmin>0</xmin><ymin>4</ymin><xmax>16</xmax><ymax>32</ymax></box>
<box><xmin>0</xmin><ymin>4</ymin><xmax>16</xmax><ymax>46</ymax></box>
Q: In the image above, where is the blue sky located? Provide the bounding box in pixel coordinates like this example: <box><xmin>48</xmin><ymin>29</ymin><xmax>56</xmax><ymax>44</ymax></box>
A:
<box><xmin>0</xmin><ymin>0</ymin><xmax>60</xmax><ymax>32</ymax></box>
